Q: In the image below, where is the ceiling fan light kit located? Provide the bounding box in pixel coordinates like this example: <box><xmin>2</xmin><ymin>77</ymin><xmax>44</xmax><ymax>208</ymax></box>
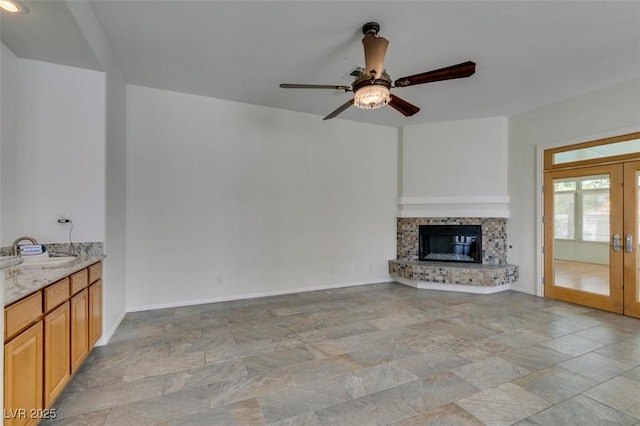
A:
<box><xmin>280</xmin><ymin>21</ymin><xmax>476</xmax><ymax>120</ymax></box>
<box><xmin>353</xmin><ymin>69</ymin><xmax>392</xmax><ymax>110</ymax></box>
<box><xmin>0</xmin><ymin>0</ymin><xmax>29</xmax><ymax>14</ymax></box>
<box><xmin>353</xmin><ymin>84</ymin><xmax>390</xmax><ymax>110</ymax></box>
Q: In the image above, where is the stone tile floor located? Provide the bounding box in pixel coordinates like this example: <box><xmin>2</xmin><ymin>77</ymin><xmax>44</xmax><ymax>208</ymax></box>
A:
<box><xmin>44</xmin><ymin>283</ymin><xmax>640</xmax><ymax>425</ymax></box>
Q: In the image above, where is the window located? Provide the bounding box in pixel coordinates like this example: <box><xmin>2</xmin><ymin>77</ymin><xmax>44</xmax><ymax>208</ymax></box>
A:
<box><xmin>545</xmin><ymin>132</ymin><xmax>640</xmax><ymax>168</ymax></box>
<box><xmin>554</xmin><ymin>176</ymin><xmax>610</xmax><ymax>242</ymax></box>
<box><xmin>553</xmin><ymin>137</ymin><xmax>640</xmax><ymax>165</ymax></box>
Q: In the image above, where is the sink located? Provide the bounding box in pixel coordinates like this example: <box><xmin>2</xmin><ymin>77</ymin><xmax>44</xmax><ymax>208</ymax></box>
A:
<box><xmin>21</xmin><ymin>256</ymin><xmax>77</xmax><ymax>267</ymax></box>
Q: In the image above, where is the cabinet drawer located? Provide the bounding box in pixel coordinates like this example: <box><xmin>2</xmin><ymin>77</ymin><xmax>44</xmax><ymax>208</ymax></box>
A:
<box><xmin>70</xmin><ymin>269</ymin><xmax>89</xmax><ymax>295</ymax></box>
<box><xmin>44</xmin><ymin>277</ymin><xmax>70</xmax><ymax>313</ymax></box>
<box><xmin>5</xmin><ymin>292</ymin><xmax>43</xmax><ymax>341</ymax></box>
<box><xmin>88</xmin><ymin>262</ymin><xmax>102</xmax><ymax>284</ymax></box>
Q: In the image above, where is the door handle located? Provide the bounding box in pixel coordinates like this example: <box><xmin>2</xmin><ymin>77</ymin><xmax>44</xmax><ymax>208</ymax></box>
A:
<box><xmin>612</xmin><ymin>234</ymin><xmax>620</xmax><ymax>252</ymax></box>
<box><xmin>625</xmin><ymin>234</ymin><xmax>633</xmax><ymax>253</ymax></box>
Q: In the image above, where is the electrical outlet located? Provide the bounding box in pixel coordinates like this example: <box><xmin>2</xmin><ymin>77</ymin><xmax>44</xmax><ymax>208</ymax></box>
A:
<box><xmin>57</xmin><ymin>215</ymin><xmax>71</xmax><ymax>225</ymax></box>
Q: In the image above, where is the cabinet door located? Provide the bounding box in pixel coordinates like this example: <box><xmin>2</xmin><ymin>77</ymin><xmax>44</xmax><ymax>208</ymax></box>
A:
<box><xmin>88</xmin><ymin>280</ymin><xmax>103</xmax><ymax>348</ymax></box>
<box><xmin>44</xmin><ymin>302</ymin><xmax>71</xmax><ymax>406</ymax></box>
<box><xmin>70</xmin><ymin>289</ymin><xmax>89</xmax><ymax>373</ymax></box>
<box><xmin>4</xmin><ymin>322</ymin><xmax>43</xmax><ymax>426</ymax></box>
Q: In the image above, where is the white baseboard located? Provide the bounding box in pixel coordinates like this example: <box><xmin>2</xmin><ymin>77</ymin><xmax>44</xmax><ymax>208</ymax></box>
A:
<box><xmin>126</xmin><ymin>277</ymin><xmax>394</xmax><ymax>313</ymax></box>
<box><xmin>393</xmin><ymin>275</ymin><xmax>512</xmax><ymax>294</ymax></box>
<box><xmin>95</xmin><ymin>307</ymin><xmax>127</xmax><ymax>346</ymax></box>
<box><xmin>508</xmin><ymin>285</ymin><xmax>536</xmax><ymax>296</ymax></box>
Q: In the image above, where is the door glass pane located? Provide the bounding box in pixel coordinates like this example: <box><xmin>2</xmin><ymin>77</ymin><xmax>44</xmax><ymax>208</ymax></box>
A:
<box><xmin>554</xmin><ymin>193</ymin><xmax>575</xmax><ymax>239</ymax></box>
<box><xmin>553</xmin><ymin>137</ymin><xmax>640</xmax><ymax>165</ymax></box>
<box><xmin>553</xmin><ymin>175</ymin><xmax>610</xmax><ymax>296</ymax></box>
<box><xmin>582</xmin><ymin>191</ymin><xmax>610</xmax><ymax>242</ymax></box>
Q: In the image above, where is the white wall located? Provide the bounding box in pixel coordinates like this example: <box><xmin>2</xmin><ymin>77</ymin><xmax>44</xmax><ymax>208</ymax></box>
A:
<box><xmin>126</xmin><ymin>85</ymin><xmax>397</xmax><ymax>310</ymax></box>
<box><xmin>509</xmin><ymin>78</ymin><xmax>640</xmax><ymax>294</ymax></box>
<box><xmin>1</xmin><ymin>44</ymin><xmax>19</xmax><ymax>247</ymax></box>
<box><xmin>0</xmin><ymin>43</ymin><xmax>17</xmax><ymax>426</ymax></box>
<box><xmin>101</xmin><ymin>44</ymin><xmax>128</xmax><ymax>344</ymax></box>
<box><xmin>402</xmin><ymin>117</ymin><xmax>508</xmax><ymax>197</ymax></box>
<box><xmin>399</xmin><ymin>117</ymin><xmax>509</xmax><ymax>217</ymax></box>
<box><xmin>8</xmin><ymin>58</ymin><xmax>106</xmax><ymax>245</ymax></box>
<box><xmin>67</xmin><ymin>0</ymin><xmax>129</xmax><ymax>347</ymax></box>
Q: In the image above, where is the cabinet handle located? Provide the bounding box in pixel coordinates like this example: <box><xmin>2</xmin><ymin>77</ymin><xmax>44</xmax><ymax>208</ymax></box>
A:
<box><xmin>625</xmin><ymin>234</ymin><xmax>633</xmax><ymax>253</ymax></box>
<box><xmin>612</xmin><ymin>234</ymin><xmax>620</xmax><ymax>252</ymax></box>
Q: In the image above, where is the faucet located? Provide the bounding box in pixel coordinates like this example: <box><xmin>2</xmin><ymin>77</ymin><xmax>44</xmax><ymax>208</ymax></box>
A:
<box><xmin>13</xmin><ymin>236</ymin><xmax>38</xmax><ymax>256</ymax></box>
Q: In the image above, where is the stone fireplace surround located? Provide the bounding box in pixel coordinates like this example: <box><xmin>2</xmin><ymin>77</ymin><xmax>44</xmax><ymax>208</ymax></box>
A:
<box><xmin>389</xmin><ymin>217</ymin><xmax>519</xmax><ymax>293</ymax></box>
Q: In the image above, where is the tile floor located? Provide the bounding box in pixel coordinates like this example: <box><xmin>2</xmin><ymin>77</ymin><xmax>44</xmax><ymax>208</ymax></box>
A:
<box><xmin>44</xmin><ymin>283</ymin><xmax>640</xmax><ymax>425</ymax></box>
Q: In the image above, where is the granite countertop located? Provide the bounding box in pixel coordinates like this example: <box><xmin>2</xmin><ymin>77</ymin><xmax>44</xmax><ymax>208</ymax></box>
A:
<box><xmin>0</xmin><ymin>256</ymin><xmax>23</xmax><ymax>270</ymax></box>
<box><xmin>4</xmin><ymin>255</ymin><xmax>105</xmax><ymax>306</ymax></box>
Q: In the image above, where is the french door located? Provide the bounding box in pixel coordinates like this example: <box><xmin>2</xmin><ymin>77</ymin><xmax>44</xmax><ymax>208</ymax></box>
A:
<box><xmin>544</xmin><ymin>158</ymin><xmax>640</xmax><ymax>318</ymax></box>
<box><xmin>623</xmin><ymin>161</ymin><xmax>640</xmax><ymax>317</ymax></box>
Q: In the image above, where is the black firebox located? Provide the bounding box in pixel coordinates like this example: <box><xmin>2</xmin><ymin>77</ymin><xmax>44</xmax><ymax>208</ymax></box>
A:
<box><xmin>419</xmin><ymin>225</ymin><xmax>482</xmax><ymax>263</ymax></box>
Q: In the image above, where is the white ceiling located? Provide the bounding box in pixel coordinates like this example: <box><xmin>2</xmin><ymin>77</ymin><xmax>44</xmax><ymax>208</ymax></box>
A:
<box><xmin>2</xmin><ymin>1</ymin><xmax>640</xmax><ymax>127</ymax></box>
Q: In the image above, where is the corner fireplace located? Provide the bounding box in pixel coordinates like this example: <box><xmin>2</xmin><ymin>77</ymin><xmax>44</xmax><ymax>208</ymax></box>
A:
<box><xmin>419</xmin><ymin>224</ymin><xmax>482</xmax><ymax>263</ymax></box>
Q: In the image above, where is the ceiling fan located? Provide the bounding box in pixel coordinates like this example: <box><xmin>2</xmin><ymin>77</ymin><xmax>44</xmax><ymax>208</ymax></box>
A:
<box><xmin>280</xmin><ymin>22</ymin><xmax>476</xmax><ymax>120</ymax></box>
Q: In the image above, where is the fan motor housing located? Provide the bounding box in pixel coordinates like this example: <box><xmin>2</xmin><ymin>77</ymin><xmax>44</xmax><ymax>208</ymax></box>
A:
<box><xmin>352</xmin><ymin>71</ymin><xmax>392</xmax><ymax>92</ymax></box>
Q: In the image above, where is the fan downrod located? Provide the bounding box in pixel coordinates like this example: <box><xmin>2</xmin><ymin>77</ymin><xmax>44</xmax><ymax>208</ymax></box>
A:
<box><xmin>362</xmin><ymin>22</ymin><xmax>380</xmax><ymax>37</ymax></box>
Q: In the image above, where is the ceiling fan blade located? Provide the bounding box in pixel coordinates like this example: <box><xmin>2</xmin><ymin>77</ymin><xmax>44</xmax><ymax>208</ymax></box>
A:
<box><xmin>280</xmin><ymin>83</ymin><xmax>351</xmax><ymax>92</ymax></box>
<box><xmin>394</xmin><ymin>61</ymin><xmax>476</xmax><ymax>88</ymax></box>
<box><xmin>323</xmin><ymin>99</ymin><xmax>354</xmax><ymax>120</ymax></box>
<box><xmin>388</xmin><ymin>95</ymin><xmax>420</xmax><ymax>117</ymax></box>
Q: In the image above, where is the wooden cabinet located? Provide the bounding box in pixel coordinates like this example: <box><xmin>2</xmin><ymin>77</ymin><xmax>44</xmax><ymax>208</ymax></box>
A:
<box><xmin>70</xmin><ymin>288</ymin><xmax>89</xmax><ymax>374</ymax></box>
<box><xmin>89</xmin><ymin>279</ymin><xmax>103</xmax><ymax>348</ymax></box>
<box><xmin>4</xmin><ymin>260</ymin><xmax>103</xmax><ymax>419</ymax></box>
<box><xmin>43</xmin><ymin>302</ymin><xmax>70</xmax><ymax>406</ymax></box>
<box><xmin>4</xmin><ymin>322</ymin><xmax>43</xmax><ymax>426</ymax></box>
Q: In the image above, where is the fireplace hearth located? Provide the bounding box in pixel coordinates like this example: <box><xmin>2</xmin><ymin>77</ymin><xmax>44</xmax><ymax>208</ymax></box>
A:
<box><xmin>391</xmin><ymin>217</ymin><xmax>519</xmax><ymax>292</ymax></box>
